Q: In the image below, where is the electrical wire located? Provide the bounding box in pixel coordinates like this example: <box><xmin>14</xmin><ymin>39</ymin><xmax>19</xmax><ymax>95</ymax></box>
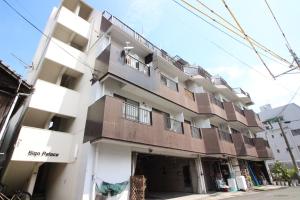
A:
<box><xmin>193</xmin><ymin>0</ymin><xmax>292</xmax><ymax>68</ymax></box>
<box><xmin>1</xmin><ymin>0</ymin><xmax>100</xmax><ymax>75</ymax></box>
<box><xmin>171</xmin><ymin>0</ymin><xmax>288</xmax><ymax>67</ymax></box>
<box><xmin>264</xmin><ymin>0</ymin><xmax>292</xmax><ymax>50</ymax></box>
<box><xmin>221</xmin><ymin>0</ymin><xmax>275</xmax><ymax>78</ymax></box>
<box><xmin>177</xmin><ymin>0</ymin><xmax>293</xmax><ymax>67</ymax></box>
<box><xmin>275</xmin><ymin>85</ymin><xmax>300</xmax><ymax>118</ymax></box>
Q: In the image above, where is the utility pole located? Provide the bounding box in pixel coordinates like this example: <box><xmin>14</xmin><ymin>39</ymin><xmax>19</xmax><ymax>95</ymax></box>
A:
<box><xmin>277</xmin><ymin>119</ymin><xmax>300</xmax><ymax>179</ymax></box>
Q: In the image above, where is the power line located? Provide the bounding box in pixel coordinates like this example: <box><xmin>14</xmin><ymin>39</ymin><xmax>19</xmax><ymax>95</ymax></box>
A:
<box><xmin>193</xmin><ymin>0</ymin><xmax>292</xmax><ymax>68</ymax></box>
<box><xmin>264</xmin><ymin>0</ymin><xmax>292</xmax><ymax>50</ymax></box>
<box><xmin>171</xmin><ymin>0</ymin><xmax>300</xmax><ymax>95</ymax></box>
<box><xmin>264</xmin><ymin>0</ymin><xmax>300</xmax><ymax>71</ymax></box>
<box><xmin>171</xmin><ymin>0</ymin><xmax>288</xmax><ymax>67</ymax></box>
<box><xmin>221</xmin><ymin>0</ymin><xmax>275</xmax><ymax>78</ymax></box>
<box><xmin>1</xmin><ymin>0</ymin><xmax>100</xmax><ymax>75</ymax></box>
<box><xmin>177</xmin><ymin>0</ymin><xmax>293</xmax><ymax>68</ymax></box>
<box><xmin>275</xmin><ymin>85</ymin><xmax>300</xmax><ymax>118</ymax></box>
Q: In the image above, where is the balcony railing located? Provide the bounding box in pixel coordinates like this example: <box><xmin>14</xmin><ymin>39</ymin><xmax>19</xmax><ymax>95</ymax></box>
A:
<box><xmin>209</xmin><ymin>94</ymin><xmax>224</xmax><ymax>109</ymax></box>
<box><xmin>234</xmin><ymin>104</ymin><xmax>245</xmax><ymax>116</ymax></box>
<box><xmin>233</xmin><ymin>88</ymin><xmax>250</xmax><ymax>98</ymax></box>
<box><xmin>123</xmin><ymin>102</ymin><xmax>151</xmax><ymax>125</ymax></box>
<box><xmin>102</xmin><ymin>11</ymin><xmax>185</xmax><ymax>71</ymax></box>
<box><xmin>123</xmin><ymin>54</ymin><xmax>150</xmax><ymax>76</ymax></box>
<box><xmin>184</xmin><ymin>89</ymin><xmax>195</xmax><ymax>101</ymax></box>
<box><xmin>191</xmin><ymin>126</ymin><xmax>202</xmax><ymax>139</ymax></box>
<box><xmin>161</xmin><ymin>74</ymin><xmax>178</xmax><ymax>91</ymax></box>
<box><xmin>218</xmin><ymin>130</ymin><xmax>233</xmax><ymax>143</ymax></box>
<box><xmin>164</xmin><ymin>117</ymin><xmax>183</xmax><ymax>134</ymax></box>
<box><xmin>212</xmin><ymin>77</ymin><xmax>233</xmax><ymax>91</ymax></box>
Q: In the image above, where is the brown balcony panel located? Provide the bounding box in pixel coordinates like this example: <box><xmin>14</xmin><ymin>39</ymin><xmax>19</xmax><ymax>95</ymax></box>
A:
<box><xmin>85</xmin><ymin>96</ymin><xmax>206</xmax><ymax>153</ymax></box>
<box><xmin>158</xmin><ymin>83</ymin><xmax>198</xmax><ymax>112</ymax></box>
<box><xmin>223</xmin><ymin>102</ymin><xmax>248</xmax><ymax>126</ymax></box>
<box><xmin>245</xmin><ymin>110</ymin><xmax>264</xmax><ymax>131</ymax></box>
<box><xmin>253</xmin><ymin>138</ymin><xmax>273</xmax><ymax>159</ymax></box>
<box><xmin>195</xmin><ymin>93</ymin><xmax>227</xmax><ymax>120</ymax></box>
<box><xmin>232</xmin><ymin>133</ymin><xmax>258</xmax><ymax>158</ymax></box>
<box><xmin>202</xmin><ymin>128</ymin><xmax>236</xmax><ymax>156</ymax></box>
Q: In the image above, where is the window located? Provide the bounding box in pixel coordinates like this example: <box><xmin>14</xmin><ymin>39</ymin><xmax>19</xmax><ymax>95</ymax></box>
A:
<box><xmin>160</xmin><ymin>74</ymin><xmax>178</xmax><ymax>91</ymax></box>
<box><xmin>122</xmin><ymin>98</ymin><xmax>151</xmax><ymax>125</ymax></box>
<box><xmin>292</xmin><ymin>129</ymin><xmax>300</xmax><ymax>136</ymax></box>
<box><xmin>277</xmin><ymin>149</ymin><xmax>280</xmax><ymax>153</ymax></box>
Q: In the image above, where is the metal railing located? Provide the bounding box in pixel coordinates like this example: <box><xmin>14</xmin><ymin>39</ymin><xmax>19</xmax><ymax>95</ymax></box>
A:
<box><xmin>184</xmin><ymin>89</ymin><xmax>195</xmax><ymax>101</ymax></box>
<box><xmin>102</xmin><ymin>11</ymin><xmax>184</xmax><ymax>71</ymax></box>
<box><xmin>209</xmin><ymin>94</ymin><xmax>224</xmax><ymax>109</ymax></box>
<box><xmin>161</xmin><ymin>74</ymin><xmax>178</xmax><ymax>91</ymax></box>
<box><xmin>218</xmin><ymin>130</ymin><xmax>233</xmax><ymax>143</ymax></box>
<box><xmin>233</xmin><ymin>88</ymin><xmax>251</xmax><ymax>98</ymax></box>
<box><xmin>123</xmin><ymin>102</ymin><xmax>151</xmax><ymax>125</ymax></box>
<box><xmin>183</xmin><ymin>66</ymin><xmax>212</xmax><ymax>80</ymax></box>
<box><xmin>212</xmin><ymin>77</ymin><xmax>233</xmax><ymax>91</ymax></box>
<box><xmin>124</xmin><ymin>54</ymin><xmax>150</xmax><ymax>76</ymax></box>
<box><xmin>234</xmin><ymin>104</ymin><xmax>245</xmax><ymax>116</ymax></box>
<box><xmin>165</xmin><ymin>117</ymin><xmax>183</xmax><ymax>134</ymax></box>
<box><xmin>191</xmin><ymin>126</ymin><xmax>202</xmax><ymax>139</ymax></box>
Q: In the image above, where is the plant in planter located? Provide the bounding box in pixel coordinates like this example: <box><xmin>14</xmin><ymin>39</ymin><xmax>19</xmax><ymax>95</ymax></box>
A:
<box><xmin>287</xmin><ymin>168</ymin><xmax>298</xmax><ymax>186</ymax></box>
<box><xmin>271</xmin><ymin>161</ymin><xmax>283</xmax><ymax>185</ymax></box>
<box><xmin>281</xmin><ymin>167</ymin><xmax>291</xmax><ymax>186</ymax></box>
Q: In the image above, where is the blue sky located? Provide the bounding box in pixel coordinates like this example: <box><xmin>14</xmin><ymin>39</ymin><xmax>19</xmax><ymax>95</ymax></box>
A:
<box><xmin>1</xmin><ymin>0</ymin><xmax>300</xmax><ymax>112</ymax></box>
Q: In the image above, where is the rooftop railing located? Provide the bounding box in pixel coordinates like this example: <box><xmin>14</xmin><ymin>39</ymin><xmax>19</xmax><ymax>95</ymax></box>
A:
<box><xmin>102</xmin><ymin>11</ymin><xmax>185</xmax><ymax>71</ymax></box>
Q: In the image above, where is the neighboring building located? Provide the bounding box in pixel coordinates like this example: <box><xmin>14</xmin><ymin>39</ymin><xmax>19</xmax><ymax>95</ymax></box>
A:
<box><xmin>0</xmin><ymin>60</ymin><xmax>32</xmax><ymax>175</ymax></box>
<box><xmin>257</xmin><ymin>104</ymin><xmax>300</xmax><ymax>169</ymax></box>
<box><xmin>1</xmin><ymin>0</ymin><xmax>272</xmax><ymax>199</ymax></box>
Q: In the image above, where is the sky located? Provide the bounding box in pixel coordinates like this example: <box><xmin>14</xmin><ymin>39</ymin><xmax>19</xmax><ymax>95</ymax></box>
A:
<box><xmin>0</xmin><ymin>0</ymin><xmax>300</xmax><ymax>112</ymax></box>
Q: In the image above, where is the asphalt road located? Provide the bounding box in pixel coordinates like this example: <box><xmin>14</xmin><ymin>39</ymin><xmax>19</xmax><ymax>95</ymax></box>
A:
<box><xmin>226</xmin><ymin>187</ymin><xmax>300</xmax><ymax>200</ymax></box>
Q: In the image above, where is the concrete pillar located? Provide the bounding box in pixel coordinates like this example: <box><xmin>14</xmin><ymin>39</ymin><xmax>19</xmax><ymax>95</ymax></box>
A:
<box><xmin>195</xmin><ymin>157</ymin><xmax>206</xmax><ymax>194</ymax></box>
<box><xmin>229</xmin><ymin>158</ymin><xmax>241</xmax><ymax>177</ymax></box>
<box><xmin>264</xmin><ymin>161</ymin><xmax>273</xmax><ymax>184</ymax></box>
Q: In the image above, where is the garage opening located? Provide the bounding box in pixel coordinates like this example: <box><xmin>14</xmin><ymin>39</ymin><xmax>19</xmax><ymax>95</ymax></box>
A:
<box><xmin>134</xmin><ymin>153</ymin><xmax>198</xmax><ymax>199</ymax></box>
<box><xmin>202</xmin><ymin>157</ymin><xmax>231</xmax><ymax>191</ymax></box>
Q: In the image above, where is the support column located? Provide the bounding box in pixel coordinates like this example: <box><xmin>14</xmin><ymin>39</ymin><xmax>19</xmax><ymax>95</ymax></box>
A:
<box><xmin>264</xmin><ymin>161</ymin><xmax>273</xmax><ymax>184</ymax></box>
<box><xmin>195</xmin><ymin>157</ymin><xmax>206</xmax><ymax>194</ymax></box>
<box><xmin>229</xmin><ymin>158</ymin><xmax>241</xmax><ymax>177</ymax></box>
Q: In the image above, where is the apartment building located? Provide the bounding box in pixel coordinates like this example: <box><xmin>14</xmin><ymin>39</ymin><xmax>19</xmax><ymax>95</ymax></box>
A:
<box><xmin>257</xmin><ymin>104</ymin><xmax>300</xmax><ymax>169</ymax></box>
<box><xmin>1</xmin><ymin>0</ymin><xmax>273</xmax><ymax>199</ymax></box>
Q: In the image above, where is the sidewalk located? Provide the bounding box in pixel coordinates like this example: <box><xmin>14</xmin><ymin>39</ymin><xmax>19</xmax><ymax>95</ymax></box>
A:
<box><xmin>147</xmin><ymin>185</ymin><xmax>287</xmax><ymax>200</ymax></box>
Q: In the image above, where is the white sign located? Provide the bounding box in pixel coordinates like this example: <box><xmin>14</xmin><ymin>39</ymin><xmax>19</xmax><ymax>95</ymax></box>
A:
<box><xmin>12</xmin><ymin>126</ymin><xmax>75</xmax><ymax>163</ymax></box>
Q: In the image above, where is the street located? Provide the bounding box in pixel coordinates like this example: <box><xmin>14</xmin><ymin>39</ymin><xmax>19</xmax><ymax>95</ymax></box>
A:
<box><xmin>226</xmin><ymin>187</ymin><xmax>300</xmax><ymax>200</ymax></box>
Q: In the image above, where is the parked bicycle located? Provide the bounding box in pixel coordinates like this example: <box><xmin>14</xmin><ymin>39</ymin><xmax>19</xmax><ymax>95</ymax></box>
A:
<box><xmin>0</xmin><ymin>184</ymin><xmax>31</xmax><ymax>200</ymax></box>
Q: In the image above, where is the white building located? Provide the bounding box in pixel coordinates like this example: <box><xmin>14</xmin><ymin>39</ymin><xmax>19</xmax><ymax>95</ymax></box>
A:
<box><xmin>1</xmin><ymin>0</ymin><xmax>272</xmax><ymax>199</ymax></box>
<box><xmin>257</xmin><ymin>103</ymin><xmax>300</xmax><ymax>168</ymax></box>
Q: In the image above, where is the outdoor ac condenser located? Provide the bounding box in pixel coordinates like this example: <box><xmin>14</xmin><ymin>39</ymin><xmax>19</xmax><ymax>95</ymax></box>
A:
<box><xmin>236</xmin><ymin>176</ymin><xmax>248</xmax><ymax>191</ymax></box>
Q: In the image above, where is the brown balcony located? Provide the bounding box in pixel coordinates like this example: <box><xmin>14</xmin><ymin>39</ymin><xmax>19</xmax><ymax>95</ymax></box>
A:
<box><xmin>253</xmin><ymin>138</ymin><xmax>273</xmax><ymax>159</ymax></box>
<box><xmin>195</xmin><ymin>93</ymin><xmax>227</xmax><ymax>120</ymax></box>
<box><xmin>223</xmin><ymin>102</ymin><xmax>248</xmax><ymax>126</ymax></box>
<box><xmin>212</xmin><ymin>76</ymin><xmax>233</xmax><ymax>91</ymax></box>
<box><xmin>84</xmin><ymin>95</ymin><xmax>206</xmax><ymax>153</ymax></box>
<box><xmin>245</xmin><ymin>110</ymin><xmax>264</xmax><ymax>132</ymax></box>
<box><xmin>202</xmin><ymin>128</ymin><xmax>236</xmax><ymax>156</ymax></box>
<box><xmin>232</xmin><ymin>133</ymin><xmax>258</xmax><ymax>158</ymax></box>
<box><xmin>233</xmin><ymin>88</ymin><xmax>253</xmax><ymax>105</ymax></box>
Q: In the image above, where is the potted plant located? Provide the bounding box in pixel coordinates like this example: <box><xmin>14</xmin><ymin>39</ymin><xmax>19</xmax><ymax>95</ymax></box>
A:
<box><xmin>271</xmin><ymin>162</ymin><xmax>282</xmax><ymax>185</ymax></box>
